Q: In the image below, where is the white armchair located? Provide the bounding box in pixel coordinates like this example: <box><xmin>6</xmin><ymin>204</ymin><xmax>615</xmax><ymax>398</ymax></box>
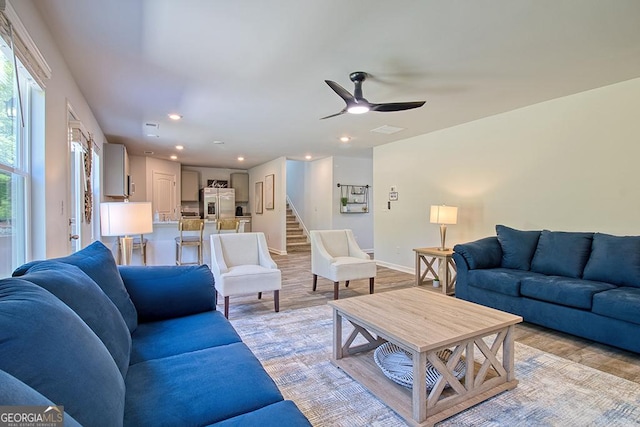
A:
<box><xmin>310</xmin><ymin>229</ymin><xmax>376</xmax><ymax>300</ymax></box>
<box><xmin>210</xmin><ymin>232</ymin><xmax>281</xmax><ymax>318</ymax></box>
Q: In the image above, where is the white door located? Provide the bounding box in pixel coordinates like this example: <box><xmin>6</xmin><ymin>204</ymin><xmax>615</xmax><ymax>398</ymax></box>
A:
<box><xmin>152</xmin><ymin>171</ymin><xmax>176</xmax><ymax>220</ymax></box>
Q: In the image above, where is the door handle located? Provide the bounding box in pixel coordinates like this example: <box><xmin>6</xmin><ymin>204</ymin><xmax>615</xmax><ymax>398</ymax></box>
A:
<box><xmin>69</xmin><ymin>234</ymin><xmax>79</xmax><ymax>241</ymax></box>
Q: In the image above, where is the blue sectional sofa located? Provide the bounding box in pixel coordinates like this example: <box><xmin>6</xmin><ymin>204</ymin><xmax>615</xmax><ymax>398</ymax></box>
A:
<box><xmin>0</xmin><ymin>241</ymin><xmax>311</xmax><ymax>426</ymax></box>
<box><xmin>453</xmin><ymin>225</ymin><xmax>640</xmax><ymax>354</ymax></box>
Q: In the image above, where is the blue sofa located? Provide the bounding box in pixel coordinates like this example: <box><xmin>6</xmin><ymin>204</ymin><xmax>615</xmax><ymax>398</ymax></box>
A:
<box><xmin>0</xmin><ymin>241</ymin><xmax>311</xmax><ymax>426</ymax></box>
<box><xmin>453</xmin><ymin>225</ymin><xmax>640</xmax><ymax>354</ymax></box>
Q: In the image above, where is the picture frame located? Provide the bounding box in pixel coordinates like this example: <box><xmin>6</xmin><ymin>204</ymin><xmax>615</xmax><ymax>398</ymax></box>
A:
<box><xmin>265</xmin><ymin>174</ymin><xmax>275</xmax><ymax>210</ymax></box>
<box><xmin>255</xmin><ymin>181</ymin><xmax>264</xmax><ymax>214</ymax></box>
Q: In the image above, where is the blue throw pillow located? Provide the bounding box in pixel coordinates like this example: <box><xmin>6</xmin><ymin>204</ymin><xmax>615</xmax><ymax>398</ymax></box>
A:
<box><xmin>0</xmin><ymin>278</ymin><xmax>125</xmax><ymax>427</ymax></box>
<box><xmin>583</xmin><ymin>233</ymin><xmax>640</xmax><ymax>288</ymax></box>
<box><xmin>496</xmin><ymin>225</ymin><xmax>541</xmax><ymax>270</ymax></box>
<box><xmin>120</xmin><ymin>265</ymin><xmax>215</xmax><ymax>322</ymax></box>
<box><xmin>0</xmin><ymin>370</ymin><xmax>81</xmax><ymax>427</ymax></box>
<box><xmin>13</xmin><ymin>241</ymin><xmax>138</xmax><ymax>332</ymax></box>
<box><xmin>19</xmin><ymin>261</ymin><xmax>132</xmax><ymax>378</ymax></box>
<box><xmin>530</xmin><ymin>230</ymin><xmax>594</xmax><ymax>278</ymax></box>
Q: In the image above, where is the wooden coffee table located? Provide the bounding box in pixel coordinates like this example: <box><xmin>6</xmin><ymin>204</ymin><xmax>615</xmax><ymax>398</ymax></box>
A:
<box><xmin>328</xmin><ymin>288</ymin><xmax>523</xmax><ymax>426</ymax></box>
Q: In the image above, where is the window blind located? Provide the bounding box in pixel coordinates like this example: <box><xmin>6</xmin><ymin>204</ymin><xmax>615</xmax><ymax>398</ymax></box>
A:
<box><xmin>0</xmin><ymin>0</ymin><xmax>51</xmax><ymax>88</ymax></box>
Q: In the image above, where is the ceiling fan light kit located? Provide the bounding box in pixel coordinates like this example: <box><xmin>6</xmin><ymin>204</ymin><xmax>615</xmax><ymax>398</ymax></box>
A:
<box><xmin>321</xmin><ymin>71</ymin><xmax>425</xmax><ymax>120</ymax></box>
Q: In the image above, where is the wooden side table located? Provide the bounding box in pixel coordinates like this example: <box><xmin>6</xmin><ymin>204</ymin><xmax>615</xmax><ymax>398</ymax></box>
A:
<box><xmin>413</xmin><ymin>247</ymin><xmax>457</xmax><ymax>295</ymax></box>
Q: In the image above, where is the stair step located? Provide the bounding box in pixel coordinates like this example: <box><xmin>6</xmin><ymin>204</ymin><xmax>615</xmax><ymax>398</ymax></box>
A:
<box><xmin>287</xmin><ymin>228</ymin><xmax>303</xmax><ymax>234</ymax></box>
<box><xmin>287</xmin><ymin>235</ymin><xmax>307</xmax><ymax>243</ymax></box>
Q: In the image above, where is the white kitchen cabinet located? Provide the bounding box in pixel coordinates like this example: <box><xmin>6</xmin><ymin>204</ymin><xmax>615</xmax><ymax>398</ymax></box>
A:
<box><xmin>181</xmin><ymin>170</ymin><xmax>200</xmax><ymax>201</ymax></box>
<box><xmin>104</xmin><ymin>143</ymin><xmax>130</xmax><ymax>197</ymax></box>
<box><xmin>230</xmin><ymin>172</ymin><xmax>249</xmax><ymax>202</ymax></box>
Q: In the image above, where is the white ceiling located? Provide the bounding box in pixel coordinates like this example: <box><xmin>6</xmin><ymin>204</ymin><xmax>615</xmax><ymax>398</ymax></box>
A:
<box><xmin>34</xmin><ymin>0</ymin><xmax>640</xmax><ymax>169</ymax></box>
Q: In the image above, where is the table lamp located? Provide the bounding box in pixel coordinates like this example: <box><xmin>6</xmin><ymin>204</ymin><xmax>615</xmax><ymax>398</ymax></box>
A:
<box><xmin>430</xmin><ymin>205</ymin><xmax>458</xmax><ymax>251</ymax></box>
<box><xmin>100</xmin><ymin>201</ymin><xmax>153</xmax><ymax>265</ymax></box>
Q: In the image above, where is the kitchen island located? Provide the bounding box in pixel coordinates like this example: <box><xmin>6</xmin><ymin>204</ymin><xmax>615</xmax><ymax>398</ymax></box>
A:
<box><xmin>102</xmin><ymin>217</ymin><xmax>251</xmax><ymax>266</ymax></box>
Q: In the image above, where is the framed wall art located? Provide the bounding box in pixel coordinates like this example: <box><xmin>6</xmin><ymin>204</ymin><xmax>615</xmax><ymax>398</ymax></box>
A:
<box><xmin>265</xmin><ymin>174</ymin><xmax>274</xmax><ymax>210</ymax></box>
<box><xmin>255</xmin><ymin>181</ymin><xmax>264</xmax><ymax>214</ymax></box>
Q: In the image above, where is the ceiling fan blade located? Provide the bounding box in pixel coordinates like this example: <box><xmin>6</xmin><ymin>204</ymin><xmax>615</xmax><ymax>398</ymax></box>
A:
<box><xmin>324</xmin><ymin>80</ymin><xmax>355</xmax><ymax>103</ymax></box>
<box><xmin>320</xmin><ymin>109</ymin><xmax>347</xmax><ymax>120</ymax></box>
<box><xmin>370</xmin><ymin>101</ymin><xmax>425</xmax><ymax>112</ymax></box>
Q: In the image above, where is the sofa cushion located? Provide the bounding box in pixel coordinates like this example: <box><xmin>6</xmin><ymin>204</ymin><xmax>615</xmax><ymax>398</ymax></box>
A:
<box><xmin>208</xmin><ymin>400</ymin><xmax>311</xmax><ymax>427</ymax></box>
<box><xmin>467</xmin><ymin>268</ymin><xmax>540</xmax><ymax>297</ymax></box>
<box><xmin>120</xmin><ymin>265</ymin><xmax>215</xmax><ymax>322</ymax></box>
<box><xmin>13</xmin><ymin>241</ymin><xmax>138</xmax><ymax>332</ymax></box>
<box><xmin>130</xmin><ymin>311</ymin><xmax>242</xmax><ymax>365</ymax></box>
<box><xmin>583</xmin><ymin>233</ymin><xmax>640</xmax><ymax>288</ymax></box>
<box><xmin>496</xmin><ymin>225</ymin><xmax>541</xmax><ymax>270</ymax></box>
<box><xmin>530</xmin><ymin>230</ymin><xmax>593</xmax><ymax>278</ymax></box>
<box><xmin>520</xmin><ymin>276</ymin><xmax>616</xmax><ymax>310</ymax></box>
<box><xmin>453</xmin><ymin>237</ymin><xmax>502</xmax><ymax>270</ymax></box>
<box><xmin>17</xmin><ymin>261</ymin><xmax>131</xmax><ymax>378</ymax></box>
<box><xmin>0</xmin><ymin>369</ymin><xmax>81</xmax><ymax>427</ymax></box>
<box><xmin>0</xmin><ymin>278</ymin><xmax>125</xmax><ymax>427</ymax></box>
<box><xmin>124</xmin><ymin>343</ymin><xmax>284</xmax><ymax>426</ymax></box>
<box><xmin>592</xmin><ymin>287</ymin><xmax>640</xmax><ymax>325</ymax></box>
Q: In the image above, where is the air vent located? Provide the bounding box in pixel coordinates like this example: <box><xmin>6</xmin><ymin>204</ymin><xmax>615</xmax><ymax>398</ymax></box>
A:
<box><xmin>370</xmin><ymin>125</ymin><xmax>405</xmax><ymax>135</ymax></box>
<box><xmin>145</xmin><ymin>122</ymin><xmax>159</xmax><ymax>129</ymax></box>
<box><xmin>144</xmin><ymin>151</ymin><xmax>154</xmax><ymax>155</ymax></box>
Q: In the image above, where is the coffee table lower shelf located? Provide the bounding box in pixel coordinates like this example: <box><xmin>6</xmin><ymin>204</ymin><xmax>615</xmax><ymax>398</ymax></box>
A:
<box><xmin>331</xmin><ymin>351</ymin><xmax>517</xmax><ymax>427</ymax></box>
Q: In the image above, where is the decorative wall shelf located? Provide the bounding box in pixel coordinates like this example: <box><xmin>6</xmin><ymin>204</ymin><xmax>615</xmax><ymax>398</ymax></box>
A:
<box><xmin>337</xmin><ymin>184</ymin><xmax>369</xmax><ymax>213</ymax></box>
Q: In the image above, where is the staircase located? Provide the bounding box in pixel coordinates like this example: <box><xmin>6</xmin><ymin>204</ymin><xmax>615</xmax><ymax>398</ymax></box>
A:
<box><xmin>286</xmin><ymin>204</ymin><xmax>310</xmax><ymax>252</ymax></box>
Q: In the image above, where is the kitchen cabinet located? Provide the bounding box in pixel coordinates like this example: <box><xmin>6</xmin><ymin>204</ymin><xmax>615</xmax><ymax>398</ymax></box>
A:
<box><xmin>230</xmin><ymin>172</ymin><xmax>249</xmax><ymax>202</ymax></box>
<box><xmin>181</xmin><ymin>170</ymin><xmax>200</xmax><ymax>201</ymax></box>
<box><xmin>104</xmin><ymin>143</ymin><xmax>129</xmax><ymax>197</ymax></box>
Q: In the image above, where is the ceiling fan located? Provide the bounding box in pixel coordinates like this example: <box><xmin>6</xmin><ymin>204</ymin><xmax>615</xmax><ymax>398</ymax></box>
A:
<box><xmin>321</xmin><ymin>71</ymin><xmax>425</xmax><ymax>120</ymax></box>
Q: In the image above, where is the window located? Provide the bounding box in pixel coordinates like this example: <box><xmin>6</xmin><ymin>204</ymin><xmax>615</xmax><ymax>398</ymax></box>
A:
<box><xmin>0</xmin><ymin>40</ymin><xmax>40</xmax><ymax>277</ymax></box>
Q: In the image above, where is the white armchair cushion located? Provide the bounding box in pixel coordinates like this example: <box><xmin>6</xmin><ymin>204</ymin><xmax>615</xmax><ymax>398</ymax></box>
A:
<box><xmin>310</xmin><ymin>229</ymin><xmax>376</xmax><ymax>283</ymax></box>
<box><xmin>210</xmin><ymin>232</ymin><xmax>282</xmax><ymax>298</ymax></box>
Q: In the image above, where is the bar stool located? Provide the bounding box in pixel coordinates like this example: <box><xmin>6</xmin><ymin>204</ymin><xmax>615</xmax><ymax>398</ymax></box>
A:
<box><xmin>117</xmin><ymin>235</ymin><xmax>148</xmax><ymax>265</ymax></box>
<box><xmin>175</xmin><ymin>219</ymin><xmax>205</xmax><ymax>265</ymax></box>
<box><xmin>217</xmin><ymin>219</ymin><xmax>240</xmax><ymax>233</ymax></box>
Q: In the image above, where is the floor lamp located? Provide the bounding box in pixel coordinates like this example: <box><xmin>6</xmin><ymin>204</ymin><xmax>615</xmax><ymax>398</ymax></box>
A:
<box><xmin>430</xmin><ymin>205</ymin><xmax>458</xmax><ymax>251</ymax></box>
<box><xmin>100</xmin><ymin>201</ymin><xmax>153</xmax><ymax>265</ymax></box>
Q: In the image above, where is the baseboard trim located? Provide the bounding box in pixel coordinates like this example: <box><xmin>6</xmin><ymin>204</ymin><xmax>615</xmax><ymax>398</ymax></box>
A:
<box><xmin>374</xmin><ymin>260</ymin><xmax>414</xmax><ymax>275</ymax></box>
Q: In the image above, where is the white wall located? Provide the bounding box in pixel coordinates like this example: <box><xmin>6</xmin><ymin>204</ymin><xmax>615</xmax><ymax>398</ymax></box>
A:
<box><xmin>286</xmin><ymin>156</ymin><xmax>374</xmax><ymax>251</ymax></box>
<box><xmin>249</xmin><ymin>157</ymin><xmax>287</xmax><ymax>253</ymax></box>
<box><xmin>11</xmin><ymin>0</ymin><xmax>107</xmax><ymax>258</ymax></box>
<box><xmin>332</xmin><ymin>156</ymin><xmax>373</xmax><ymax>251</ymax></box>
<box><xmin>374</xmin><ymin>77</ymin><xmax>640</xmax><ymax>272</ymax></box>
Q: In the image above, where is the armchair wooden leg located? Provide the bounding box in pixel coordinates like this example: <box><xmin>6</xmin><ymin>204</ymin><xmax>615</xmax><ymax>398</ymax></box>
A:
<box><xmin>369</xmin><ymin>277</ymin><xmax>375</xmax><ymax>294</ymax></box>
<box><xmin>274</xmin><ymin>290</ymin><xmax>280</xmax><ymax>313</ymax></box>
<box><xmin>258</xmin><ymin>292</ymin><xmax>262</xmax><ymax>299</ymax></box>
<box><xmin>345</xmin><ymin>280</ymin><xmax>350</xmax><ymax>287</ymax></box>
<box><xmin>312</xmin><ymin>274</ymin><xmax>318</xmax><ymax>291</ymax></box>
<box><xmin>224</xmin><ymin>296</ymin><xmax>230</xmax><ymax>319</ymax></box>
<box><xmin>334</xmin><ymin>282</ymin><xmax>339</xmax><ymax>300</ymax></box>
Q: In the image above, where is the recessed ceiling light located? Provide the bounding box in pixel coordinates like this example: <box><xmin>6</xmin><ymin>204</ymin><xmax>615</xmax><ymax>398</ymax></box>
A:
<box><xmin>168</xmin><ymin>113</ymin><xmax>183</xmax><ymax>120</ymax></box>
<box><xmin>170</xmin><ymin>155</ymin><xmax>178</xmax><ymax>160</ymax></box>
<box><xmin>237</xmin><ymin>156</ymin><xmax>245</xmax><ymax>161</ymax></box>
<box><xmin>340</xmin><ymin>136</ymin><xmax>350</xmax><ymax>142</ymax></box>
<box><xmin>175</xmin><ymin>145</ymin><xmax>184</xmax><ymax>150</ymax></box>
<box><xmin>305</xmin><ymin>155</ymin><xmax>312</xmax><ymax>160</ymax></box>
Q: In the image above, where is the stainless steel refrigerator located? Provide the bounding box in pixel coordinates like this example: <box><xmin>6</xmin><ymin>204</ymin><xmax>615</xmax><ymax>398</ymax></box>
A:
<box><xmin>202</xmin><ymin>188</ymin><xmax>235</xmax><ymax>221</ymax></box>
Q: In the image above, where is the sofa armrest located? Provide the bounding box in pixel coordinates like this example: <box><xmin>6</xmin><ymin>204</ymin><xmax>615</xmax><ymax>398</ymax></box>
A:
<box><xmin>119</xmin><ymin>265</ymin><xmax>215</xmax><ymax>323</ymax></box>
<box><xmin>453</xmin><ymin>237</ymin><xmax>502</xmax><ymax>270</ymax></box>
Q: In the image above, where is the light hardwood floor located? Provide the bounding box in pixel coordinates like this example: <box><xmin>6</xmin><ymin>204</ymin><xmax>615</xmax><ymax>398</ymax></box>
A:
<box><xmin>222</xmin><ymin>250</ymin><xmax>640</xmax><ymax>384</ymax></box>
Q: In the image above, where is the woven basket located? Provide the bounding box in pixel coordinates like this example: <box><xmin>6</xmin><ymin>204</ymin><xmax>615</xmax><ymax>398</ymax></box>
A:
<box><xmin>373</xmin><ymin>342</ymin><xmax>466</xmax><ymax>390</ymax></box>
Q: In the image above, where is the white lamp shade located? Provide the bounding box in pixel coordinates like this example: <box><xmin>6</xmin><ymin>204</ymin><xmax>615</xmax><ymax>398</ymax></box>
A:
<box><xmin>430</xmin><ymin>205</ymin><xmax>458</xmax><ymax>225</ymax></box>
<box><xmin>100</xmin><ymin>202</ymin><xmax>153</xmax><ymax>236</ymax></box>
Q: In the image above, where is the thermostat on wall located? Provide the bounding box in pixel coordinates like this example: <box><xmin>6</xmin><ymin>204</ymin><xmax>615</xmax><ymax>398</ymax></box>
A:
<box><xmin>389</xmin><ymin>192</ymin><xmax>398</xmax><ymax>201</ymax></box>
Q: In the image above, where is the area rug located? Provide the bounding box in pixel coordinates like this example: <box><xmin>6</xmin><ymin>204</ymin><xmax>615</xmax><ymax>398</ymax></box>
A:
<box><xmin>230</xmin><ymin>304</ymin><xmax>640</xmax><ymax>426</ymax></box>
